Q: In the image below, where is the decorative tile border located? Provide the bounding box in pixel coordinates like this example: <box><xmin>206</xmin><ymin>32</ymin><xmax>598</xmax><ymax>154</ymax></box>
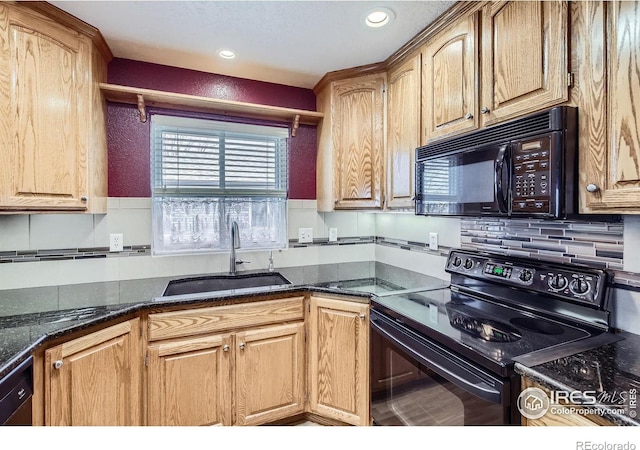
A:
<box><xmin>2</xmin><ymin>230</ymin><xmax>640</xmax><ymax>291</ymax></box>
<box><xmin>0</xmin><ymin>246</ymin><xmax>150</xmax><ymax>263</ymax></box>
<box><xmin>374</xmin><ymin>236</ymin><xmax>452</xmax><ymax>258</ymax></box>
<box><xmin>288</xmin><ymin>236</ymin><xmax>375</xmax><ymax>248</ymax></box>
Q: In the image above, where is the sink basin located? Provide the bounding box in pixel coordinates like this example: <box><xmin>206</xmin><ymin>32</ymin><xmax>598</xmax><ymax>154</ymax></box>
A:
<box><xmin>162</xmin><ymin>272</ymin><xmax>292</xmax><ymax>297</ymax></box>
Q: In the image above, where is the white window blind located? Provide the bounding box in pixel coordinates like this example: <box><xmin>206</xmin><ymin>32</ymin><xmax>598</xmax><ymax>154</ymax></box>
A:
<box><xmin>151</xmin><ymin>115</ymin><xmax>289</xmax><ymax>256</ymax></box>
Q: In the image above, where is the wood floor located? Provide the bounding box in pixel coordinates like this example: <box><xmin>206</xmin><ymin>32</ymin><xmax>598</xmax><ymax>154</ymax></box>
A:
<box><xmin>371</xmin><ymin>376</ymin><xmax>505</xmax><ymax>425</ymax></box>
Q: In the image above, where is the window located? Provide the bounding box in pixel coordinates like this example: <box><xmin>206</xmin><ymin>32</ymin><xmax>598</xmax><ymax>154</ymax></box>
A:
<box><xmin>151</xmin><ymin>115</ymin><xmax>288</xmax><ymax>256</ymax></box>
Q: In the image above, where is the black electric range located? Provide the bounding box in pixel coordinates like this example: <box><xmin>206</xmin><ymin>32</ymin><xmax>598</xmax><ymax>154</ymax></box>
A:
<box><xmin>371</xmin><ymin>249</ymin><xmax>614</xmax><ymax>378</ymax></box>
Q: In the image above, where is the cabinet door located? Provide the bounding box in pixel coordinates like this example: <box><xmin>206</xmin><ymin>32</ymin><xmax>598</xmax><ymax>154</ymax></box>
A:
<box><xmin>308</xmin><ymin>296</ymin><xmax>369</xmax><ymax>426</ymax></box>
<box><xmin>332</xmin><ymin>74</ymin><xmax>385</xmax><ymax>209</ymax></box>
<box><xmin>581</xmin><ymin>1</ymin><xmax>640</xmax><ymax>211</ymax></box>
<box><xmin>235</xmin><ymin>322</ymin><xmax>305</xmax><ymax>425</ymax></box>
<box><xmin>44</xmin><ymin>319</ymin><xmax>142</xmax><ymax>426</ymax></box>
<box><xmin>386</xmin><ymin>55</ymin><xmax>421</xmax><ymax>209</ymax></box>
<box><xmin>147</xmin><ymin>334</ymin><xmax>232</xmax><ymax>426</ymax></box>
<box><xmin>422</xmin><ymin>12</ymin><xmax>478</xmax><ymax>141</ymax></box>
<box><xmin>0</xmin><ymin>5</ymin><xmax>90</xmax><ymax>211</ymax></box>
<box><xmin>480</xmin><ymin>1</ymin><xmax>568</xmax><ymax>126</ymax></box>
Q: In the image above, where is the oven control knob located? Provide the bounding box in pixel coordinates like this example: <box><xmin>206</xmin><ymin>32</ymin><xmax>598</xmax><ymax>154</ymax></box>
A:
<box><xmin>548</xmin><ymin>274</ymin><xmax>568</xmax><ymax>290</ymax></box>
<box><xmin>519</xmin><ymin>269</ymin><xmax>533</xmax><ymax>283</ymax></box>
<box><xmin>463</xmin><ymin>258</ymin><xmax>474</xmax><ymax>270</ymax></box>
<box><xmin>451</xmin><ymin>256</ymin><xmax>462</xmax><ymax>267</ymax></box>
<box><xmin>569</xmin><ymin>278</ymin><xmax>590</xmax><ymax>295</ymax></box>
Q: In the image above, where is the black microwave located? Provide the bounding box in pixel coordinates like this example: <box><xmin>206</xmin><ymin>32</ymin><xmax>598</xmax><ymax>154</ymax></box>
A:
<box><xmin>414</xmin><ymin>106</ymin><xmax>577</xmax><ymax>219</ymax></box>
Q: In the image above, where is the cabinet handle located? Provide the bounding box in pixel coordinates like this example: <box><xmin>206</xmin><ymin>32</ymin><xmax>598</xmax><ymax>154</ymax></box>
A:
<box><xmin>464</xmin><ymin>113</ymin><xmax>473</xmax><ymax>120</ymax></box>
<box><xmin>359</xmin><ymin>313</ymin><xmax>366</xmax><ymax>320</ymax></box>
<box><xmin>222</xmin><ymin>344</ymin><xmax>229</xmax><ymax>352</ymax></box>
<box><xmin>80</xmin><ymin>196</ymin><xmax>88</xmax><ymax>202</ymax></box>
<box><xmin>586</xmin><ymin>184</ymin><xmax>600</xmax><ymax>193</ymax></box>
<box><xmin>53</xmin><ymin>360</ymin><xmax>63</xmax><ymax>369</ymax></box>
<box><xmin>239</xmin><ymin>343</ymin><xmax>245</xmax><ymax>350</ymax></box>
<box><xmin>480</xmin><ymin>107</ymin><xmax>490</xmax><ymax>114</ymax></box>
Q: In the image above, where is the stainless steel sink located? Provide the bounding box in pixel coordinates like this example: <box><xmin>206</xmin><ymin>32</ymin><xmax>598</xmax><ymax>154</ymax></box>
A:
<box><xmin>162</xmin><ymin>272</ymin><xmax>292</xmax><ymax>297</ymax></box>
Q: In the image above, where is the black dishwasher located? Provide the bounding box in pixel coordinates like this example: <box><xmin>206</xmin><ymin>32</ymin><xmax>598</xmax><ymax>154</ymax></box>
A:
<box><xmin>0</xmin><ymin>357</ymin><xmax>33</xmax><ymax>425</ymax></box>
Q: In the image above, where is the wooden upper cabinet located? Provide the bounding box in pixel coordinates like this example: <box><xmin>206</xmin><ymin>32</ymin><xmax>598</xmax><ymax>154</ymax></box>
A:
<box><xmin>0</xmin><ymin>3</ymin><xmax>108</xmax><ymax>213</ymax></box>
<box><xmin>480</xmin><ymin>1</ymin><xmax>569</xmax><ymax>126</ymax></box>
<box><xmin>331</xmin><ymin>74</ymin><xmax>386</xmax><ymax>209</ymax></box>
<box><xmin>422</xmin><ymin>12</ymin><xmax>478</xmax><ymax>142</ymax></box>
<box><xmin>579</xmin><ymin>1</ymin><xmax>640</xmax><ymax>212</ymax></box>
<box><xmin>386</xmin><ymin>55</ymin><xmax>421</xmax><ymax>209</ymax></box>
<box><xmin>44</xmin><ymin>319</ymin><xmax>142</xmax><ymax>426</ymax></box>
<box><xmin>308</xmin><ymin>296</ymin><xmax>369</xmax><ymax>426</ymax></box>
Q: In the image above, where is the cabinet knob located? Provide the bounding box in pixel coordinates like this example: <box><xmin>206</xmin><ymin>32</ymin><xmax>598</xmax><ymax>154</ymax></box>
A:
<box><xmin>53</xmin><ymin>360</ymin><xmax>63</xmax><ymax>369</ymax></box>
<box><xmin>239</xmin><ymin>343</ymin><xmax>245</xmax><ymax>350</ymax></box>
<box><xmin>222</xmin><ymin>344</ymin><xmax>229</xmax><ymax>352</ymax></box>
<box><xmin>480</xmin><ymin>107</ymin><xmax>490</xmax><ymax>114</ymax></box>
<box><xmin>359</xmin><ymin>313</ymin><xmax>366</xmax><ymax>320</ymax></box>
<box><xmin>586</xmin><ymin>184</ymin><xmax>600</xmax><ymax>193</ymax></box>
<box><xmin>80</xmin><ymin>196</ymin><xmax>88</xmax><ymax>202</ymax></box>
<box><xmin>464</xmin><ymin>113</ymin><xmax>473</xmax><ymax>120</ymax></box>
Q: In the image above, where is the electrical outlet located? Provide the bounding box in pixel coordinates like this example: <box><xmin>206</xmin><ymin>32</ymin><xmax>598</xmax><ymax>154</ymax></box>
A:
<box><xmin>298</xmin><ymin>228</ymin><xmax>313</xmax><ymax>244</ymax></box>
<box><xmin>109</xmin><ymin>233</ymin><xmax>124</xmax><ymax>252</ymax></box>
<box><xmin>329</xmin><ymin>228</ymin><xmax>338</xmax><ymax>242</ymax></box>
<box><xmin>429</xmin><ymin>232</ymin><xmax>438</xmax><ymax>251</ymax></box>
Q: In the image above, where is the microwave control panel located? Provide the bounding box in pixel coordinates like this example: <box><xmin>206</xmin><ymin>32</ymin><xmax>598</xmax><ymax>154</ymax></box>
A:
<box><xmin>511</xmin><ymin>134</ymin><xmax>555</xmax><ymax>214</ymax></box>
<box><xmin>512</xmin><ymin>135</ymin><xmax>554</xmax><ymax>214</ymax></box>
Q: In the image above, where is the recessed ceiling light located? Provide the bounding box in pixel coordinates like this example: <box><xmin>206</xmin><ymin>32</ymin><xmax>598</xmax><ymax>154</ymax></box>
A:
<box><xmin>218</xmin><ymin>49</ymin><xmax>236</xmax><ymax>59</ymax></box>
<box><xmin>365</xmin><ymin>8</ymin><xmax>394</xmax><ymax>28</ymax></box>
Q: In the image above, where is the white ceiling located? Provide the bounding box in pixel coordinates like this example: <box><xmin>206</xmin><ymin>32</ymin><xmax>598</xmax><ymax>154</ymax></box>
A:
<box><xmin>50</xmin><ymin>1</ymin><xmax>455</xmax><ymax>89</ymax></box>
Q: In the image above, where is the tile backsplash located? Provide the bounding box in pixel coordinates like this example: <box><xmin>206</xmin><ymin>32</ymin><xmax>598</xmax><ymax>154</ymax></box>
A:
<box><xmin>1</xmin><ymin>200</ymin><xmax>640</xmax><ymax>334</ymax></box>
<box><xmin>460</xmin><ymin>218</ymin><xmax>624</xmax><ymax>270</ymax></box>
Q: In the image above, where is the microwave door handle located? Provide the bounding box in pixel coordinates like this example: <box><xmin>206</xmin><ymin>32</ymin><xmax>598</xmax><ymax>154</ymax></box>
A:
<box><xmin>494</xmin><ymin>145</ymin><xmax>510</xmax><ymax>213</ymax></box>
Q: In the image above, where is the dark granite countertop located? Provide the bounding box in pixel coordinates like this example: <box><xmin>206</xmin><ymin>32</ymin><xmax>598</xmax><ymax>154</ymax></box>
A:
<box><xmin>515</xmin><ymin>331</ymin><xmax>640</xmax><ymax>426</ymax></box>
<box><xmin>0</xmin><ymin>262</ymin><xmax>448</xmax><ymax>379</ymax></box>
<box><xmin>5</xmin><ymin>260</ymin><xmax>640</xmax><ymax>428</ymax></box>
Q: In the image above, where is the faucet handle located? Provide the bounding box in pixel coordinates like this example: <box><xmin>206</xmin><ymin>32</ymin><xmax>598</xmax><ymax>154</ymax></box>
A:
<box><xmin>236</xmin><ymin>259</ymin><xmax>249</xmax><ymax>265</ymax></box>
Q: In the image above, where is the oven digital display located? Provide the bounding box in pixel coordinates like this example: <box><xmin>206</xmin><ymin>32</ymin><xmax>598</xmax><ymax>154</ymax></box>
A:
<box><xmin>484</xmin><ymin>263</ymin><xmax>512</xmax><ymax>278</ymax></box>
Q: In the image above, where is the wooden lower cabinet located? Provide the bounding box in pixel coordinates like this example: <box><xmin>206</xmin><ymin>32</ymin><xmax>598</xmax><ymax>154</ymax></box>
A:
<box><xmin>147</xmin><ymin>322</ymin><xmax>304</xmax><ymax>426</ymax></box>
<box><xmin>308</xmin><ymin>296</ymin><xmax>369</xmax><ymax>426</ymax></box>
<box><xmin>235</xmin><ymin>322</ymin><xmax>305</xmax><ymax>425</ymax></box>
<box><xmin>147</xmin><ymin>333</ymin><xmax>233</xmax><ymax>426</ymax></box>
<box><xmin>43</xmin><ymin>318</ymin><xmax>142</xmax><ymax>426</ymax></box>
<box><xmin>39</xmin><ymin>295</ymin><xmax>370</xmax><ymax>426</ymax></box>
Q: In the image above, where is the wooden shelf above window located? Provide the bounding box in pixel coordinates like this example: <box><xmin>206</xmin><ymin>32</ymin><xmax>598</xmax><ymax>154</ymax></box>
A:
<box><xmin>99</xmin><ymin>83</ymin><xmax>324</xmax><ymax>137</ymax></box>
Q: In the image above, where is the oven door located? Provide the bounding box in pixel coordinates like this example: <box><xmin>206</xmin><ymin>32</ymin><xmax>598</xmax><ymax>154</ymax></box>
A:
<box><xmin>415</xmin><ymin>143</ymin><xmax>511</xmax><ymax>216</ymax></box>
<box><xmin>370</xmin><ymin>310</ymin><xmax>516</xmax><ymax>425</ymax></box>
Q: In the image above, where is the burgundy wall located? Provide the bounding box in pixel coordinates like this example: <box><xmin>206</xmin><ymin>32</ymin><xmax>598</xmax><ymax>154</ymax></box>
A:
<box><xmin>106</xmin><ymin>58</ymin><xmax>317</xmax><ymax>199</ymax></box>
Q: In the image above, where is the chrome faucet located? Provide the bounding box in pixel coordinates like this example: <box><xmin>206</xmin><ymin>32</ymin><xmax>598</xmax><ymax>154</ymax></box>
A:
<box><xmin>229</xmin><ymin>221</ymin><xmax>243</xmax><ymax>274</ymax></box>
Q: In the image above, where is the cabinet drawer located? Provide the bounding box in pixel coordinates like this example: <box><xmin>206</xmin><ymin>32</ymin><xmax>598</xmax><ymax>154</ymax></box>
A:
<box><xmin>148</xmin><ymin>297</ymin><xmax>305</xmax><ymax>341</ymax></box>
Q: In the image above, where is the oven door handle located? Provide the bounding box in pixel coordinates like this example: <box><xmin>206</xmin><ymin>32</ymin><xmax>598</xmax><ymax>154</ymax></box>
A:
<box><xmin>370</xmin><ymin>315</ymin><xmax>503</xmax><ymax>404</ymax></box>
